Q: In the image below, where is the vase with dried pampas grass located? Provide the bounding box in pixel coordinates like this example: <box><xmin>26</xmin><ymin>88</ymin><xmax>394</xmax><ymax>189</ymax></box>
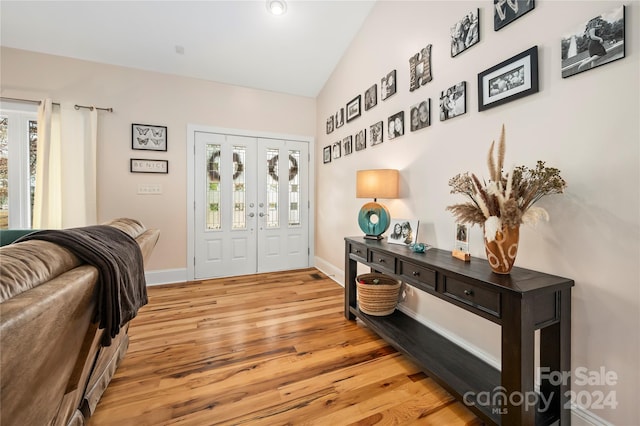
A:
<box><xmin>446</xmin><ymin>125</ymin><xmax>567</xmax><ymax>273</ymax></box>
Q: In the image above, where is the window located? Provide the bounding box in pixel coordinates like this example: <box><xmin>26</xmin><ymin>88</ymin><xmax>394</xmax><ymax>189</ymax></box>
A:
<box><xmin>0</xmin><ymin>102</ymin><xmax>38</xmax><ymax>229</ymax></box>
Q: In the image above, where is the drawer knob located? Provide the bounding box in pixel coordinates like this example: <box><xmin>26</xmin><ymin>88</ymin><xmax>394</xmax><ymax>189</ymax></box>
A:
<box><xmin>464</xmin><ymin>289</ymin><xmax>474</xmax><ymax>296</ymax></box>
<box><xmin>355</xmin><ymin>249</ymin><xmax>361</xmax><ymax>254</ymax></box>
<box><xmin>412</xmin><ymin>271</ymin><xmax>420</xmax><ymax>277</ymax></box>
<box><xmin>379</xmin><ymin>258</ymin><xmax>385</xmax><ymax>263</ymax></box>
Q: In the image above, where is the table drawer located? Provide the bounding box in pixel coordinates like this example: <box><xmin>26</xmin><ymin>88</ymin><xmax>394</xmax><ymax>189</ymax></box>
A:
<box><xmin>399</xmin><ymin>260</ymin><xmax>436</xmax><ymax>291</ymax></box>
<box><xmin>369</xmin><ymin>249</ymin><xmax>396</xmax><ymax>273</ymax></box>
<box><xmin>348</xmin><ymin>242</ymin><xmax>367</xmax><ymax>262</ymax></box>
<box><xmin>442</xmin><ymin>276</ymin><xmax>501</xmax><ymax>318</ymax></box>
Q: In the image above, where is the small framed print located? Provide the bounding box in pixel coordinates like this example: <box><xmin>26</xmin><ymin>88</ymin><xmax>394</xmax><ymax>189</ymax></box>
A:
<box><xmin>381</xmin><ymin>70</ymin><xmax>397</xmax><ymax>100</ymax></box>
<box><xmin>440</xmin><ymin>81</ymin><xmax>467</xmax><ymax>121</ymax></box>
<box><xmin>343</xmin><ymin>135</ymin><xmax>353</xmax><ymax>155</ymax></box>
<box><xmin>355</xmin><ymin>129</ymin><xmax>366</xmax><ymax>151</ymax></box>
<box><xmin>451</xmin><ymin>10</ymin><xmax>479</xmax><ymax>57</ymax></box>
<box><xmin>323</xmin><ymin>146</ymin><xmax>332</xmax><ymax>164</ymax></box>
<box><xmin>326</xmin><ymin>116</ymin><xmax>335</xmax><ymax>134</ymax></box>
<box><xmin>335</xmin><ymin>108</ymin><xmax>345</xmax><ymax>128</ymax></box>
<box><xmin>332</xmin><ymin>141</ymin><xmax>342</xmax><ymax>159</ymax></box>
<box><xmin>410</xmin><ymin>99</ymin><xmax>431</xmax><ymax>131</ymax></box>
<box><xmin>130</xmin><ymin>158</ymin><xmax>168</xmax><ymax>174</ymax></box>
<box><xmin>388</xmin><ymin>219</ymin><xmax>419</xmax><ymax>246</ymax></box>
<box><xmin>388</xmin><ymin>111</ymin><xmax>404</xmax><ymax>140</ymax></box>
<box><xmin>478</xmin><ymin>46</ymin><xmax>538</xmax><ymax>111</ymax></box>
<box><xmin>364</xmin><ymin>84</ymin><xmax>377</xmax><ymax>110</ymax></box>
<box><xmin>455</xmin><ymin>223</ymin><xmax>470</xmax><ymax>252</ymax></box>
<box><xmin>494</xmin><ymin>0</ymin><xmax>535</xmax><ymax>31</ymax></box>
<box><xmin>132</xmin><ymin>124</ymin><xmax>167</xmax><ymax>151</ymax></box>
<box><xmin>346</xmin><ymin>95</ymin><xmax>361</xmax><ymax>122</ymax></box>
<box><xmin>370</xmin><ymin>121</ymin><xmax>383</xmax><ymax>146</ymax></box>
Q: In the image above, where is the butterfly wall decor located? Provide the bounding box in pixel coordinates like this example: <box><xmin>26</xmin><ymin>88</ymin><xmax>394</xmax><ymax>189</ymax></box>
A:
<box><xmin>132</xmin><ymin>123</ymin><xmax>167</xmax><ymax>151</ymax></box>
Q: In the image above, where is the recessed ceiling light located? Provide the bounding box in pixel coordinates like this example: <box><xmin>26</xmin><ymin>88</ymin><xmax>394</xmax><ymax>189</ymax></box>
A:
<box><xmin>266</xmin><ymin>0</ymin><xmax>287</xmax><ymax>16</ymax></box>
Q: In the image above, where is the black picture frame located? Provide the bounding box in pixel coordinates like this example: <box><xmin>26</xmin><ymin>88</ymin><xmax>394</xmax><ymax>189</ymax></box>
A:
<box><xmin>440</xmin><ymin>82</ymin><xmax>466</xmax><ymax>121</ymax></box>
<box><xmin>346</xmin><ymin>95</ymin><xmax>361</xmax><ymax>122</ymax></box>
<box><xmin>561</xmin><ymin>5</ymin><xmax>625</xmax><ymax>79</ymax></box>
<box><xmin>335</xmin><ymin>108</ymin><xmax>345</xmax><ymax>128</ymax></box>
<box><xmin>478</xmin><ymin>46</ymin><xmax>538</xmax><ymax>112</ymax></box>
<box><xmin>410</xmin><ymin>99</ymin><xmax>431</xmax><ymax>131</ymax></box>
<box><xmin>451</xmin><ymin>10</ymin><xmax>480</xmax><ymax>57</ymax></box>
<box><xmin>132</xmin><ymin>124</ymin><xmax>167</xmax><ymax>151</ymax></box>
<box><xmin>381</xmin><ymin>70</ymin><xmax>397</xmax><ymax>100</ymax></box>
<box><xmin>387</xmin><ymin>111</ymin><xmax>405</xmax><ymax>140</ymax></box>
<box><xmin>409</xmin><ymin>45</ymin><xmax>433</xmax><ymax>92</ymax></box>
<box><xmin>130</xmin><ymin>158</ymin><xmax>168</xmax><ymax>174</ymax></box>
<box><xmin>343</xmin><ymin>135</ymin><xmax>353</xmax><ymax>155</ymax></box>
<box><xmin>323</xmin><ymin>146</ymin><xmax>331</xmax><ymax>164</ymax></box>
<box><xmin>370</xmin><ymin>121</ymin><xmax>383</xmax><ymax>146</ymax></box>
<box><xmin>364</xmin><ymin>84</ymin><xmax>377</xmax><ymax>111</ymax></box>
<box><xmin>355</xmin><ymin>129</ymin><xmax>367</xmax><ymax>151</ymax></box>
<box><xmin>326</xmin><ymin>116</ymin><xmax>334</xmax><ymax>134</ymax></box>
<box><xmin>332</xmin><ymin>141</ymin><xmax>342</xmax><ymax>159</ymax></box>
<box><xmin>494</xmin><ymin>0</ymin><xmax>535</xmax><ymax>31</ymax></box>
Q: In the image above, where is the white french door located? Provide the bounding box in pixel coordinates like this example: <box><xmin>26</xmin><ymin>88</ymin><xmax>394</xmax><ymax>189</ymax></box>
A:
<box><xmin>193</xmin><ymin>131</ymin><xmax>309</xmax><ymax>280</ymax></box>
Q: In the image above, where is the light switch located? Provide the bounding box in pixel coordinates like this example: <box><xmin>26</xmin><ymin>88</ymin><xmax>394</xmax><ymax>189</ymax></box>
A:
<box><xmin>137</xmin><ymin>184</ymin><xmax>162</xmax><ymax>195</ymax></box>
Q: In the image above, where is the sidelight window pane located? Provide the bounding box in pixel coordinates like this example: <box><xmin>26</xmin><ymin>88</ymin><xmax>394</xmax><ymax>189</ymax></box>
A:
<box><xmin>232</xmin><ymin>146</ymin><xmax>246</xmax><ymax>229</ymax></box>
<box><xmin>0</xmin><ymin>117</ymin><xmax>8</xmax><ymax>229</ymax></box>
<box><xmin>266</xmin><ymin>148</ymin><xmax>279</xmax><ymax>228</ymax></box>
<box><xmin>288</xmin><ymin>150</ymin><xmax>300</xmax><ymax>227</ymax></box>
<box><xmin>206</xmin><ymin>144</ymin><xmax>221</xmax><ymax>230</ymax></box>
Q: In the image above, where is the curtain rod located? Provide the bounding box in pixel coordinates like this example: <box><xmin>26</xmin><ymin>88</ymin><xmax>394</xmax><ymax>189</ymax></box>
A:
<box><xmin>1</xmin><ymin>96</ymin><xmax>113</xmax><ymax>112</ymax></box>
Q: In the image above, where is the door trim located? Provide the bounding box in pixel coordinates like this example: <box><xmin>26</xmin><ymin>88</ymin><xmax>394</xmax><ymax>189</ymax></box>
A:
<box><xmin>186</xmin><ymin>124</ymin><xmax>315</xmax><ymax>281</ymax></box>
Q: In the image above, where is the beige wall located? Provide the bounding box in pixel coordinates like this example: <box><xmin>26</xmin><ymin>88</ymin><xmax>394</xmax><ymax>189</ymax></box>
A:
<box><xmin>315</xmin><ymin>1</ymin><xmax>639</xmax><ymax>425</ymax></box>
<box><xmin>1</xmin><ymin>46</ymin><xmax>316</xmax><ymax>272</ymax></box>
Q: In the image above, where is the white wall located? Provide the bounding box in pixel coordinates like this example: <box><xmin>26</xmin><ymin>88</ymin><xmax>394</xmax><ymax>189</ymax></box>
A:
<box><xmin>315</xmin><ymin>1</ymin><xmax>639</xmax><ymax>425</ymax></box>
<box><xmin>0</xmin><ymin>47</ymin><xmax>316</xmax><ymax>273</ymax></box>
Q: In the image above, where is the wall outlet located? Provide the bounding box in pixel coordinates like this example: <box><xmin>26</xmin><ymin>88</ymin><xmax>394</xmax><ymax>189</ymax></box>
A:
<box><xmin>137</xmin><ymin>184</ymin><xmax>162</xmax><ymax>195</ymax></box>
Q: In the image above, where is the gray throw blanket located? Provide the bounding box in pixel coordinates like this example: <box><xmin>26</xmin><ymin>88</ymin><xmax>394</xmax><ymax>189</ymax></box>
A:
<box><xmin>15</xmin><ymin>225</ymin><xmax>147</xmax><ymax>346</ymax></box>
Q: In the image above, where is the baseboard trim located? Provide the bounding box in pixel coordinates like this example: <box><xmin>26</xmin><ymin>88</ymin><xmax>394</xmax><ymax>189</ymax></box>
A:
<box><xmin>145</xmin><ymin>268</ymin><xmax>188</xmax><ymax>286</ymax></box>
<box><xmin>314</xmin><ymin>256</ymin><xmax>344</xmax><ymax>287</ymax></box>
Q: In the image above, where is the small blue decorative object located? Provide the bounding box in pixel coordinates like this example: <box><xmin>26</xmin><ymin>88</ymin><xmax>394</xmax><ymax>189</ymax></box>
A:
<box><xmin>410</xmin><ymin>242</ymin><xmax>426</xmax><ymax>253</ymax></box>
<box><xmin>358</xmin><ymin>201</ymin><xmax>391</xmax><ymax>240</ymax></box>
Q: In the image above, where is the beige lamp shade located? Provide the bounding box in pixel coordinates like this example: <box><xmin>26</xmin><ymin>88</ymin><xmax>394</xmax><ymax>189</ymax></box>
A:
<box><xmin>356</xmin><ymin>169</ymin><xmax>399</xmax><ymax>199</ymax></box>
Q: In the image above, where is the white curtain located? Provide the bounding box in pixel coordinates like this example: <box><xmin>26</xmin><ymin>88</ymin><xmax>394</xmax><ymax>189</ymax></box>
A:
<box><xmin>33</xmin><ymin>99</ymin><xmax>97</xmax><ymax>228</ymax></box>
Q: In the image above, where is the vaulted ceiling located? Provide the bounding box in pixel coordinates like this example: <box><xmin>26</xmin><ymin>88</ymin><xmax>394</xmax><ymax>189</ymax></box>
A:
<box><xmin>0</xmin><ymin>1</ymin><xmax>376</xmax><ymax>98</ymax></box>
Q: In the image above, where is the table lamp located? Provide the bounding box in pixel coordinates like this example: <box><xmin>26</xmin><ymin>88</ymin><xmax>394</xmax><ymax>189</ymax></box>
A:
<box><xmin>356</xmin><ymin>169</ymin><xmax>399</xmax><ymax>239</ymax></box>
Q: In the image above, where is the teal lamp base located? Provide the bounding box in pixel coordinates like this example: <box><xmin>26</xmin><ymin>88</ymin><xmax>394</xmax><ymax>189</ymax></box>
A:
<box><xmin>358</xmin><ymin>201</ymin><xmax>391</xmax><ymax>240</ymax></box>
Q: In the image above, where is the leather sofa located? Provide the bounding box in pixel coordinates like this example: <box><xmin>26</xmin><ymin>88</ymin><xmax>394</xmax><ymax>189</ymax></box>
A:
<box><xmin>0</xmin><ymin>218</ymin><xmax>160</xmax><ymax>426</ymax></box>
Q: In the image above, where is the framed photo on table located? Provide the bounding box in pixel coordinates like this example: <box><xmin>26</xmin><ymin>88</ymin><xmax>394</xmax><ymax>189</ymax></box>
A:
<box><xmin>132</xmin><ymin>124</ymin><xmax>167</xmax><ymax>151</ymax></box>
<box><xmin>388</xmin><ymin>219</ymin><xmax>419</xmax><ymax>246</ymax></box>
<box><xmin>478</xmin><ymin>46</ymin><xmax>538</xmax><ymax>111</ymax></box>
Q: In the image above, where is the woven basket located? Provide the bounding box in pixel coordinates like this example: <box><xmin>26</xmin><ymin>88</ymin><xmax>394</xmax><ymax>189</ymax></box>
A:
<box><xmin>356</xmin><ymin>273</ymin><xmax>401</xmax><ymax>316</ymax></box>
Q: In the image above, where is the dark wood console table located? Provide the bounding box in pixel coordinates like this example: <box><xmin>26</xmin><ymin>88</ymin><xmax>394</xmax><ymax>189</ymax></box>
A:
<box><xmin>344</xmin><ymin>237</ymin><xmax>574</xmax><ymax>425</ymax></box>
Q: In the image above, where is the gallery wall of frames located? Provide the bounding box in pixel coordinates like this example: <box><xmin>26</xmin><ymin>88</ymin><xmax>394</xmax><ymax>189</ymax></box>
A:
<box><xmin>322</xmin><ymin>1</ymin><xmax>626</xmax><ymax>165</ymax></box>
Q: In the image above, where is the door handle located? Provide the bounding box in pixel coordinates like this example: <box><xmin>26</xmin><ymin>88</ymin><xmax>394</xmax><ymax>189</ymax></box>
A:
<box><xmin>259</xmin><ymin>213</ymin><xmax>265</xmax><ymax>217</ymax></box>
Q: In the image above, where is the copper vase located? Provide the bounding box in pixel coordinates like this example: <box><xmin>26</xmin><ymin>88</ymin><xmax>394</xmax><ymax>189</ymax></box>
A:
<box><xmin>484</xmin><ymin>225</ymin><xmax>520</xmax><ymax>274</ymax></box>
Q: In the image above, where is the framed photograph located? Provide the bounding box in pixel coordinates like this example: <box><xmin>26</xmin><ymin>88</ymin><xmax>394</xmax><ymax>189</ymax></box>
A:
<box><xmin>409</xmin><ymin>45</ymin><xmax>433</xmax><ymax>91</ymax></box>
<box><xmin>132</xmin><ymin>124</ymin><xmax>167</xmax><ymax>151</ymax></box>
<box><xmin>440</xmin><ymin>82</ymin><xmax>466</xmax><ymax>121</ymax></box>
<box><xmin>335</xmin><ymin>108</ymin><xmax>345</xmax><ymax>128</ymax></box>
<box><xmin>455</xmin><ymin>223</ymin><xmax>470</xmax><ymax>253</ymax></box>
<box><xmin>494</xmin><ymin>0</ymin><xmax>535</xmax><ymax>31</ymax></box>
<box><xmin>451</xmin><ymin>10</ymin><xmax>480</xmax><ymax>57</ymax></box>
<box><xmin>388</xmin><ymin>219</ymin><xmax>419</xmax><ymax>246</ymax></box>
<box><xmin>478</xmin><ymin>46</ymin><xmax>538</xmax><ymax>111</ymax></box>
<box><xmin>130</xmin><ymin>158</ymin><xmax>168</xmax><ymax>174</ymax></box>
<box><xmin>388</xmin><ymin>111</ymin><xmax>405</xmax><ymax>140</ymax></box>
<box><xmin>370</xmin><ymin>121</ymin><xmax>383</xmax><ymax>146</ymax></box>
<box><xmin>364</xmin><ymin>84</ymin><xmax>377</xmax><ymax>111</ymax></box>
<box><xmin>410</xmin><ymin>99</ymin><xmax>430</xmax><ymax>131</ymax></box>
<box><xmin>346</xmin><ymin>95</ymin><xmax>361</xmax><ymax>122</ymax></box>
<box><xmin>323</xmin><ymin>146</ymin><xmax>331</xmax><ymax>164</ymax></box>
<box><xmin>343</xmin><ymin>135</ymin><xmax>353</xmax><ymax>155</ymax></box>
<box><xmin>355</xmin><ymin>129</ymin><xmax>367</xmax><ymax>152</ymax></box>
<box><xmin>561</xmin><ymin>5</ymin><xmax>625</xmax><ymax>79</ymax></box>
<box><xmin>381</xmin><ymin>70</ymin><xmax>397</xmax><ymax>100</ymax></box>
<box><xmin>332</xmin><ymin>141</ymin><xmax>342</xmax><ymax>159</ymax></box>
<box><xmin>326</xmin><ymin>116</ymin><xmax>334</xmax><ymax>134</ymax></box>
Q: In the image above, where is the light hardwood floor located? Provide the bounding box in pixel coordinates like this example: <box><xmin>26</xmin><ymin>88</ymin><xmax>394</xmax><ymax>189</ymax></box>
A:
<box><xmin>88</xmin><ymin>268</ymin><xmax>482</xmax><ymax>426</ymax></box>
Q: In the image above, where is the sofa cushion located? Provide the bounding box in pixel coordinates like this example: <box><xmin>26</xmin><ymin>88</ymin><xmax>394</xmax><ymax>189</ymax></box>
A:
<box><xmin>0</xmin><ymin>240</ymin><xmax>81</xmax><ymax>303</ymax></box>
